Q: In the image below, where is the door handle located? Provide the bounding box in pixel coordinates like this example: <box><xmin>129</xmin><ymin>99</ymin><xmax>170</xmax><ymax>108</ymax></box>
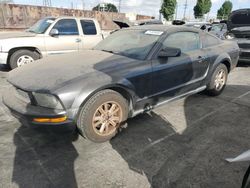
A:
<box><xmin>75</xmin><ymin>38</ymin><xmax>81</xmax><ymax>43</ymax></box>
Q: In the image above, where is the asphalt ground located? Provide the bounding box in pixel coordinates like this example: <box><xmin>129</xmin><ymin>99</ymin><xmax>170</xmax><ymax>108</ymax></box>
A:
<box><xmin>0</xmin><ymin>63</ymin><xmax>249</xmax><ymax>188</ymax></box>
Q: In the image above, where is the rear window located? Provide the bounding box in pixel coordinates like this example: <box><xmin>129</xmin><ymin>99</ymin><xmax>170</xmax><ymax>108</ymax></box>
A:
<box><xmin>80</xmin><ymin>20</ymin><xmax>97</xmax><ymax>35</ymax></box>
<box><xmin>231</xmin><ymin>12</ymin><xmax>250</xmax><ymax>25</ymax></box>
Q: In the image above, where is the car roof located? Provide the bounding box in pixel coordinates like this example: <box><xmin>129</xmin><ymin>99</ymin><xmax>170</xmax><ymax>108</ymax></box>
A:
<box><xmin>123</xmin><ymin>25</ymin><xmax>201</xmax><ymax>33</ymax></box>
<box><xmin>44</xmin><ymin>16</ymin><xmax>96</xmax><ymax>20</ymax></box>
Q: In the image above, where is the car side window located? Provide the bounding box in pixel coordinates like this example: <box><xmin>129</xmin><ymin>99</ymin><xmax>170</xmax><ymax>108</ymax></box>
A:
<box><xmin>203</xmin><ymin>34</ymin><xmax>220</xmax><ymax>48</ymax></box>
<box><xmin>163</xmin><ymin>32</ymin><xmax>200</xmax><ymax>53</ymax></box>
<box><xmin>52</xmin><ymin>19</ymin><xmax>79</xmax><ymax>35</ymax></box>
<box><xmin>80</xmin><ymin>20</ymin><xmax>97</xmax><ymax>35</ymax></box>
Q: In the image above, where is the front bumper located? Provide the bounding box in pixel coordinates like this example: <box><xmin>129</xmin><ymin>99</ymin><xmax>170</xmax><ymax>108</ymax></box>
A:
<box><xmin>2</xmin><ymin>86</ymin><xmax>72</xmax><ymax>125</ymax></box>
<box><xmin>0</xmin><ymin>52</ymin><xmax>8</xmax><ymax>64</ymax></box>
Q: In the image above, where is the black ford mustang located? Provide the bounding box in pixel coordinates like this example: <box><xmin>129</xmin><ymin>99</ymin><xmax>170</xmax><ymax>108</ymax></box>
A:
<box><xmin>3</xmin><ymin>25</ymin><xmax>239</xmax><ymax>142</ymax></box>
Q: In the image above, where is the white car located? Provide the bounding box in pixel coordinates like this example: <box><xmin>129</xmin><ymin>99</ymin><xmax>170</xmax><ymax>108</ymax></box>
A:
<box><xmin>0</xmin><ymin>17</ymin><xmax>104</xmax><ymax>69</ymax></box>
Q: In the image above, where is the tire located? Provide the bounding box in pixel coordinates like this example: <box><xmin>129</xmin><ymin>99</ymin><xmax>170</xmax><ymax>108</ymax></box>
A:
<box><xmin>206</xmin><ymin>63</ymin><xmax>228</xmax><ymax>96</ymax></box>
<box><xmin>9</xmin><ymin>49</ymin><xmax>40</xmax><ymax>69</ymax></box>
<box><xmin>77</xmin><ymin>89</ymin><xmax>128</xmax><ymax>143</ymax></box>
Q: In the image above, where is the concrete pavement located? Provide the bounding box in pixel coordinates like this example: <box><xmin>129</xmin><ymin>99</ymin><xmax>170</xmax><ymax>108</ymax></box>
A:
<box><xmin>0</xmin><ymin>64</ymin><xmax>249</xmax><ymax>188</ymax></box>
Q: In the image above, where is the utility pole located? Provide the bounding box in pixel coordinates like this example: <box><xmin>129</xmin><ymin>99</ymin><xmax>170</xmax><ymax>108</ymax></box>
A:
<box><xmin>175</xmin><ymin>2</ymin><xmax>178</xmax><ymax>20</ymax></box>
<box><xmin>118</xmin><ymin>0</ymin><xmax>121</xmax><ymax>12</ymax></box>
<box><xmin>43</xmin><ymin>0</ymin><xmax>51</xmax><ymax>7</ymax></box>
<box><xmin>183</xmin><ymin>0</ymin><xmax>187</xmax><ymax>20</ymax></box>
<box><xmin>159</xmin><ymin>0</ymin><xmax>163</xmax><ymax>21</ymax></box>
<box><xmin>81</xmin><ymin>0</ymin><xmax>84</xmax><ymax>10</ymax></box>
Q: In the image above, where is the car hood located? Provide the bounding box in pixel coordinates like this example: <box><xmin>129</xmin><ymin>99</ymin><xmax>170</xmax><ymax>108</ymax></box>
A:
<box><xmin>227</xmin><ymin>9</ymin><xmax>250</xmax><ymax>37</ymax></box>
<box><xmin>0</xmin><ymin>31</ymin><xmax>36</xmax><ymax>39</ymax></box>
<box><xmin>8</xmin><ymin>50</ymin><xmax>135</xmax><ymax>92</ymax></box>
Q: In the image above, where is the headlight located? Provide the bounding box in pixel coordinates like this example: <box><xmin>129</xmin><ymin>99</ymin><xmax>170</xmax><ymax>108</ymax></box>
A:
<box><xmin>32</xmin><ymin>92</ymin><xmax>63</xmax><ymax>109</ymax></box>
<box><xmin>225</xmin><ymin>33</ymin><xmax>235</xmax><ymax>40</ymax></box>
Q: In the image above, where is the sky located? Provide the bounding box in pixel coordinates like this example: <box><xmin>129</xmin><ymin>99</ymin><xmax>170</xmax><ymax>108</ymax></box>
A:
<box><xmin>13</xmin><ymin>0</ymin><xmax>250</xmax><ymax>20</ymax></box>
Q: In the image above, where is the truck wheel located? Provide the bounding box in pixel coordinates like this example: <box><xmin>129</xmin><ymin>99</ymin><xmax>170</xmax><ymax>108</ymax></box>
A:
<box><xmin>9</xmin><ymin>49</ymin><xmax>40</xmax><ymax>69</ymax></box>
<box><xmin>77</xmin><ymin>89</ymin><xmax>128</xmax><ymax>143</ymax></box>
<box><xmin>206</xmin><ymin>64</ymin><xmax>228</xmax><ymax>96</ymax></box>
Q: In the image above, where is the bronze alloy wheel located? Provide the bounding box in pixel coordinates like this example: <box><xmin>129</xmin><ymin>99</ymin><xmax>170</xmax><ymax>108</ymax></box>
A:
<box><xmin>214</xmin><ymin>69</ymin><xmax>226</xmax><ymax>91</ymax></box>
<box><xmin>92</xmin><ymin>101</ymin><xmax>123</xmax><ymax>136</ymax></box>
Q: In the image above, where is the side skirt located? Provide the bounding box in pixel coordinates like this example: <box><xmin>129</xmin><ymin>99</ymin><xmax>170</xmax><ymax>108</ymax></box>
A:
<box><xmin>131</xmin><ymin>85</ymin><xmax>207</xmax><ymax>117</ymax></box>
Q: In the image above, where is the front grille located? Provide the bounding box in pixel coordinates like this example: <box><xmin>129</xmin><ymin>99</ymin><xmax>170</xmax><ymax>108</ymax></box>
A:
<box><xmin>238</xmin><ymin>43</ymin><xmax>250</xmax><ymax>49</ymax></box>
<box><xmin>15</xmin><ymin>88</ymin><xmax>30</xmax><ymax>103</ymax></box>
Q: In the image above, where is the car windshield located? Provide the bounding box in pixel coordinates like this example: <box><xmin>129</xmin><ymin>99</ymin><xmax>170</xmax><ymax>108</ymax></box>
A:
<box><xmin>211</xmin><ymin>24</ymin><xmax>223</xmax><ymax>32</ymax></box>
<box><xmin>94</xmin><ymin>29</ymin><xmax>162</xmax><ymax>60</ymax></box>
<box><xmin>27</xmin><ymin>18</ymin><xmax>56</xmax><ymax>34</ymax></box>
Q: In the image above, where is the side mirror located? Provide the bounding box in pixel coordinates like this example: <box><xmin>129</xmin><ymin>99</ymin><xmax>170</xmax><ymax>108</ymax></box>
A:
<box><xmin>50</xmin><ymin>29</ymin><xmax>59</xmax><ymax>36</ymax></box>
<box><xmin>158</xmin><ymin>47</ymin><xmax>181</xmax><ymax>58</ymax></box>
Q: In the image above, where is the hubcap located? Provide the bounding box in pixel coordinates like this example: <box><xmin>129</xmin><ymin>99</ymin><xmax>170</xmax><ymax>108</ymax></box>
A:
<box><xmin>92</xmin><ymin>101</ymin><xmax>122</xmax><ymax>136</ymax></box>
<box><xmin>17</xmin><ymin>55</ymin><xmax>34</xmax><ymax>67</ymax></box>
<box><xmin>214</xmin><ymin>69</ymin><xmax>226</xmax><ymax>91</ymax></box>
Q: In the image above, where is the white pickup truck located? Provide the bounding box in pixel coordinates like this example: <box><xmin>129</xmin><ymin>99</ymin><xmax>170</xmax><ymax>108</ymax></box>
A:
<box><xmin>0</xmin><ymin>17</ymin><xmax>104</xmax><ymax>69</ymax></box>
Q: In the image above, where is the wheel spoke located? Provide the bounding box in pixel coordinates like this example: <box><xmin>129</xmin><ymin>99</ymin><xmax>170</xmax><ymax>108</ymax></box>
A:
<box><xmin>99</xmin><ymin>123</ymin><xmax>106</xmax><ymax>133</ymax></box>
<box><xmin>109</xmin><ymin>120</ymin><xmax>117</xmax><ymax>127</ymax></box>
<box><xmin>110</xmin><ymin>108</ymin><xmax>119</xmax><ymax>116</ymax></box>
<box><xmin>104</xmin><ymin>103</ymin><xmax>109</xmax><ymax>111</ymax></box>
<box><xmin>109</xmin><ymin>103</ymin><xmax>117</xmax><ymax>114</ymax></box>
<box><xmin>110</xmin><ymin>116</ymin><xmax>120</xmax><ymax>122</ymax></box>
<box><xmin>93</xmin><ymin>116</ymin><xmax>103</xmax><ymax>121</ymax></box>
<box><xmin>98</xmin><ymin>106</ymin><xmax>106</xmax><ymax>116</ymax></box>
<box><xmin>93</xmin><ymin>121</ymin><xmax>101</xmax><ymax>128</ymax></box>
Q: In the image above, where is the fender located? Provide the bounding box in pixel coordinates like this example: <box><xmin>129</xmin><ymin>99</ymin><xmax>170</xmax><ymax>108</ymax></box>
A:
<box><xmin>205</xmin><ymin>52</ymin><xmax>232</xmax><ymax>84</ymax></box>
<box><xmin>68</xmin><ymin>78</ymin><xmax>137</xmax><ymax>120</ymax></box>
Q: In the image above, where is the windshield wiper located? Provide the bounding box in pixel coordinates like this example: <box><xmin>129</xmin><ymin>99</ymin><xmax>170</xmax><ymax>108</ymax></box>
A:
<box><xmin>26</xmin><ymin>29</ymin><xmax>36</xmax><ymax>33</ymax></box>
<box><xmin>101</xmin><ymin>49</ymin><xmax>115</xmax><ymax>54</ymax></box>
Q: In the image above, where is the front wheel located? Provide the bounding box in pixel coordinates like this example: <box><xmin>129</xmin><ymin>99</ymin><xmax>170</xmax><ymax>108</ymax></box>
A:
<box><xmin>206</xmin><ymin>63</ymin><xmax>228</xmax><ymax>96</ymax></box>
<box><xmin>9</xmin><ymin>49</ymin><xmax>40</xmax><ymax>69</ymax></box>
<box><xmin>77</xmin><ymin>90</ymin><xmax>128</xmax><ymax>143</ymax></box>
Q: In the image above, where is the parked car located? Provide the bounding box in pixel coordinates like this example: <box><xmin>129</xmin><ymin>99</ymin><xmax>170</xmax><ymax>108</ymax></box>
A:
<box><xmin>227</xmin><ymin>9</ymin><xmax>250</xmax><ymax>62</ymax></box>
<box><xmin>133</xmin><ymin>19</ymin><xmax>163</xmax><ymax>26</ymax></box>
<box><xmin>185</xmin><ymin>22</ymin><xmax>212</xmax><ymax>31</ymax></box>
<box><xmin>209</xmin><ymin>23</ymin><xmax>228</xmax><ymax>39</ymax></box>
<box><xmin>0</xmin><ymin>17</ymin><xmax>104</xmax><ymax>69</ymax></box>
<box><xmin>3</xmin><ymin>25</ymin><xmax>239</xmax><ymax>142</ymax></box>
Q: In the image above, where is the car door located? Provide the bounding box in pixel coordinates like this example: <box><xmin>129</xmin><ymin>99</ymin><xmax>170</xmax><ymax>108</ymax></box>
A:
<box><xmin>79</xmin><ymin>19</ymin><xmax>103</xmax><ymax>49</ymax></box>
<box><xmin>44</xmin><ymin>18</ymin><xmax>80</xmax><ymax>55</ymax></box>
<box><xmin>151</xmin><ymin>31</ymin><xmax>209</xmax><ymax>100</ymax></box>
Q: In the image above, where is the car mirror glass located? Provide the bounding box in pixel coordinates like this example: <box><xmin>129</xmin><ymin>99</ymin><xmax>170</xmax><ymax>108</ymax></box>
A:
<box><xmin>50</xmin><ymin>29</ymin><xmax>59</xmax><ymax>37</ymax></box>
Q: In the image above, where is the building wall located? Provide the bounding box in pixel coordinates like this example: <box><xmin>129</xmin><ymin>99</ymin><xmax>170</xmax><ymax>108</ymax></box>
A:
<box><xmin>0</xmin><ymin>4</ymin><xmax>153</xmax><ymax>31</ymax></box>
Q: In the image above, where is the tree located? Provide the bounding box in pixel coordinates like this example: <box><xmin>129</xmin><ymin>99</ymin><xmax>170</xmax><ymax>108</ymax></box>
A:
<box><xmin>160</xmin><ymin>0</ymin><xmax>177</xmax><ymax>21</ymax></box>
<box><xmin>217</xmin><ymin>1</ymin><xmax>233</xmax><ymax>20</ymax></box>
<box><xmin>193</xmin><ymin>0</ymin><xmax>212</xmax><ymax>19</ymax></box>
<box><xmin>92</xmin><ymin>3</ymin><xmax>118</xmax><ymax>12</ymax></box>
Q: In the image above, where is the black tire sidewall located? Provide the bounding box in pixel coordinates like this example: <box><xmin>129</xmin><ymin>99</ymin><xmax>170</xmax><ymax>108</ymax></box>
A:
<box><xmin>9</xmin><ymin>50</ymin><xmax>40</xmax><ymax>69</ymax></box>
<box><xmin>77</xmin><ymin>90</ymin><xmax>128</xmax><ymax>143</ymax></box>
<box><xmin>207</xmin><ymin>64</ymin><xmax>228</xmax><ymax>96</ymax></box>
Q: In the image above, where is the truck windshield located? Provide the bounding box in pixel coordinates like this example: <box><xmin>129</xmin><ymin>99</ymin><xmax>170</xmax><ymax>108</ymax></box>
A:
<box><xmin>94</xmin><ymin>29</ymin><xmax>162</xmax><ymax>60</ymax></box>
<box><xmin>27</xmin><ymin>18</ymin><xmax>56</xmax><ymax>34</ymax></box>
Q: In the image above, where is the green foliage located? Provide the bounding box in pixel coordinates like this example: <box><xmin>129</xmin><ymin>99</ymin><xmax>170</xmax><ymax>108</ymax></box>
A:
<box><xmin>160</xmin><ymin>0</ymin><xmax>177</xmax><ymax>21</ymax></box>
<box><xmin>193</xmin><ymin>0</ymin><xmax>212</xmax><ymax>19</ymax></box>
<box><xmin>217</xmin><ymin>1</ymin><xmax>233</xmax><ymax>20</ymax></box>
<box><xmin>92</xmin><ymin>3</ymin><xmax>118</xmax><ymax>13</ymax></box>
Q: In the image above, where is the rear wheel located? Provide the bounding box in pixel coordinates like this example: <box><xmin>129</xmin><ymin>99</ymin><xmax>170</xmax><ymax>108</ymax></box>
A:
<box><xmin>9</xmin><ymin>49</ymin><xmax>40</xmax><ymax>69</ymax></box>
<box><xmin>77</xmin><ymin>90</ymin><xmax>128</xmax><ymax>142</ymax></box>
<box><xmin>206</xmin><ymin>64</ymin><xmax>228</xmax><ymax>96</ymax></box>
